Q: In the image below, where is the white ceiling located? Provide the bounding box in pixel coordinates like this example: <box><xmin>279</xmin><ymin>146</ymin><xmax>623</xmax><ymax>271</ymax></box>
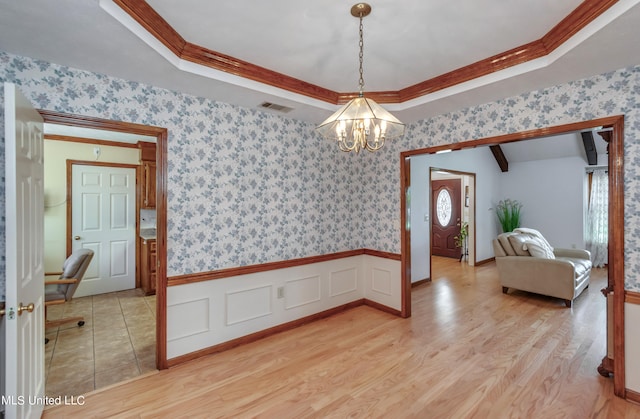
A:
<box><xmin>1</xmin><ymin>0</ymin><xmax>640</xmax><ymax>127</ymax></box>
<box><xmin>500</xmin><ymin>130</ymin><xmax>608</xmax><ymax>164</ymax></box>
<box><xmin>145</xmin><ymin>0</ymin><xmax>582</xmax><ymax>92</ymax></box>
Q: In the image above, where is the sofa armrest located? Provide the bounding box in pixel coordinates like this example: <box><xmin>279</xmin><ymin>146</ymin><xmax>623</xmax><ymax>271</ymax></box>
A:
<box><xmin>496</xmin><ymin>256</ymin><xmax>576</xmax><ymax>275</ymax></box>
<box><xmin>495</xmin><ymin>256</ymin><xmax>580</xmax><ymax>300</ymax></box>
<box><xmin>554</xmin><ymin>248</ymin><xmax>591</xmax><ymax>260</ymax></box>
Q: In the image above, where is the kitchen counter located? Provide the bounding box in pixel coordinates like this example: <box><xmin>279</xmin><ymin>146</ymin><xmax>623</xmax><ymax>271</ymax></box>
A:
<box><xmin>140</xmin><ymin>228</ymin><xmax>156</xmax><ymax>240</ymax></box>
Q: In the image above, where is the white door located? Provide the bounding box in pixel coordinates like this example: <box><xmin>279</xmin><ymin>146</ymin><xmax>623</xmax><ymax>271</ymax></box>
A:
<box><xmin>4</xmin><ymin>83</ymin><xmax>45</xmax><ymax>418</ymax></box>
<box><xmin>71</xmin><ymin>164</ymin><xmax>136</xmax><ymax>297</ymax></box>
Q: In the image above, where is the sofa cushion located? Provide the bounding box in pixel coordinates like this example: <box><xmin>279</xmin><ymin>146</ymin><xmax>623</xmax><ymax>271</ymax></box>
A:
<box><xmin>523</xmin><ymin>237</ymin><xmax>555</xmax><ymax>259</ymax></box>
<box><xmin>507</xmin><ymin>234</ymin><xmax>530</xmax><ymax>256</ymax></box>
<box><xmin>497</xmin><ymin>233</ymin><xmax>517</xmax><ymax>256</ymax></box>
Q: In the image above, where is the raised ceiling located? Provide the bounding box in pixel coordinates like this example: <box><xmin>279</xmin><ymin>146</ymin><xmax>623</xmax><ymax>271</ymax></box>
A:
<box><xmin>142</xmin><ymin>0</ymin><xmax>584</xmax><ymax>92</ymax></box>
<box><xmin>1</xmin><ymin>0</ymin><xmax>640</xmax><ymax>124</ymax></box>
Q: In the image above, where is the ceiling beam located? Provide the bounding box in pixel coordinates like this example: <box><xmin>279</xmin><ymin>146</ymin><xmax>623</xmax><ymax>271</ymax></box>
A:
<box><xmin>489</xmin><ymin>145</ymin><xmax>509</xmax><ymax>172</ymax></box>
<box><xmin>597</xmin><ymin>129</ymin><xmax>613</xmax><ymax>143</ymax></box>
<box><xmin>581</xmin><ymin>131</ymin><xmax>598</xmax><ymax>165</ymax></box>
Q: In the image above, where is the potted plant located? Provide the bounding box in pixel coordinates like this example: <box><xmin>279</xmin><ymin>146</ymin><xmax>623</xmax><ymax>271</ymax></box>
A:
<box><xmin>454</xmin><ymin>221</ymin><xmax>469</xmax><ymax>261</ymax></box>
<box><xmin>496</xmin><ymin>199</ymin><xmax>523</xmax><ymax>232</ymax></box>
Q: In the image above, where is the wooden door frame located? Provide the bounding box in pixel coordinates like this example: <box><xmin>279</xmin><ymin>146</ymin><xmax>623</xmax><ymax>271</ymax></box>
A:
<box><xmin>40</xmin><ymin>110</ymin><xmax>169</xmax><ymax>370</ymax></box>
<box><xmin>400</xmin><ymin>115</ymin><xmax>625</xmax><ymax>397</ymax></box>
<box><xmin>400</xmin><ymin>155</ymin><xmax>413</xmax><ymax>308</ymax></box>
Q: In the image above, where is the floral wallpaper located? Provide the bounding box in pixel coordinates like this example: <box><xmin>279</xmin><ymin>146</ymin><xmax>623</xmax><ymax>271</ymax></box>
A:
<box><xmin>1</xmin><ymin>50</ymin><xmax>640</xmax><ymax>299</ymax></box>
<box><xmin>0</xmin><ymin>50</ymin><xmax>357</xmax><ymax>299</ymax></box>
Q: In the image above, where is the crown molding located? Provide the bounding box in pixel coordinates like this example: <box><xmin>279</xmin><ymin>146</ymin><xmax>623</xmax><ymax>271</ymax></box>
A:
<box><xmin>111</xmin><ymin>0</ymin><xmax>618</xmax><ymax>105</ymax></box>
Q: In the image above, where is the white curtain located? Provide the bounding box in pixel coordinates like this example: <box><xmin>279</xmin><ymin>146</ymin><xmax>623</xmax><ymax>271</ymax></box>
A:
<box><xmin>585</xmin><ymin>169</ymin><xmax>608</xmax><ymax>267</ymax></box>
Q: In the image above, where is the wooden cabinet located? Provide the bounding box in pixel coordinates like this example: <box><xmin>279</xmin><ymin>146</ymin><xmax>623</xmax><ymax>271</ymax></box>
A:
<box><xmin>141</xmin><ymin>239</ymin><xmax>156</xmax><ymax>296</ymax></box>
<box><xmin>141</xmin><ymin>160</ymin><xmax>156</xmax><ymax>209</ymax></box>
<box><xmin>138</xmin><ymin>141</ymin><xmax>156</xmax><ymax>209</ymax></box>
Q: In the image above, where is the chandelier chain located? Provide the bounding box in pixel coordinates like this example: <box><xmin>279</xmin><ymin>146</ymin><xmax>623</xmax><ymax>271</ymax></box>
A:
<box><xmin>358</xmin><ymin>14</ymin><xmax>364</xmax><ymax>96</ymax></box>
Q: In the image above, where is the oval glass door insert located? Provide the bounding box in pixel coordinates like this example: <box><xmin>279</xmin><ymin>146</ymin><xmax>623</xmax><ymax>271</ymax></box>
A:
<box><xmin>436</xmin><ymin>189</ymin><xmax>452</xmax><ymax>226</ymax></box>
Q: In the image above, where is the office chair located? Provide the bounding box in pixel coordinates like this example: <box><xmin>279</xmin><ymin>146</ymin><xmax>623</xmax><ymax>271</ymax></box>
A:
<box><xmin>44</xmin><ymin>249</ymin><xmax>94</xmax><ymax>338</ymax></box>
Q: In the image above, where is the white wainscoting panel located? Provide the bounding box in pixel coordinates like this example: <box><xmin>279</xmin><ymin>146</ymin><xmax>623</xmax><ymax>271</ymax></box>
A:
<box><xmin>330</xmin><ymin>267</ymin><xmax>358</xmax><ymax>297</ymax></box>
<box><xmin>363</xmin><ymin>255</ymin><xmax>401</xmax><ymax>311</ymax></box>
<box><xmin>226</xmin><ymin>285</ymin><xmax>273</xmax><ymax>325</ymax></box>
<box><xmin>625</xmin><ymin>302</ymin><xmax>640</xmax><ymax>393</ymax></box>
<box><xmin>166</xmin><ymin>254</ymin><xmax>399</xmax><ymax>360</ymax></box>
<box><xmin>167</xmin><ymin>297</ymin><xmax>210</xmax><ymax>341</ymax></box>
<box><xmin>371</xmin><ymin>268</ymin><xmax>392</xmax><ymax>296</ymax></box>
<box><xmin>285</xmin><ymin>275</ymin><xmax>321</xmax><ymax>310</ymax></box>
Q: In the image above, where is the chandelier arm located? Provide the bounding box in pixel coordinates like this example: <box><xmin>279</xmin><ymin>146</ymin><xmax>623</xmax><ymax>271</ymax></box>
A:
<box><xmin>338</xmin><ymin>141</ymin><xmax>352</xmax><ymax>152</ymax></box>
<box><xmin>338</xmin><ymin>124</ymin><xmax>358</xmax><ymax>152</ymax></box>
<box><xmin>365</xmin><ymin>136</ymin><xmax>385</xmax><ymax>152</ymax></box>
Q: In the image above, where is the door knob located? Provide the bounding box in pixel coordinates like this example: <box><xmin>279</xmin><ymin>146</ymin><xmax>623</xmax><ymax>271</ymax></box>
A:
<box><xmin>17</xmin><ymin>302</ymin><xmax>34</xmax><ymax>316</ymax></box>
<box><xmin>74</xmin><ymin>235</ymin><xmax>81</xmax><ymax>240</ymax></box>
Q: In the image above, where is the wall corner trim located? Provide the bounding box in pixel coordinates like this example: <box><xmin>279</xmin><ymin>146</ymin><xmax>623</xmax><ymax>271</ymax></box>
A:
<box><xmin>625</xmin><ymin>291</ymin><xmax>640</xmax><ymax>305</ymax></box>
<box><xmin>475</xmin><ymin>257</ymin><xmax>496</xmax><ymax>266</ymax></box>
<box><xmin>625</xmin><ymin>388</ymin><xmax>639</xmax><ymax>404</ymax></box>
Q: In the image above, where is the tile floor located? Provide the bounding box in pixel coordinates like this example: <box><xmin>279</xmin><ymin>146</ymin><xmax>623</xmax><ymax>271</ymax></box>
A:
<box><xmin>44</xmin><ymin>288</ymin><xmax>156</xmax><ymax>397</ymax></box>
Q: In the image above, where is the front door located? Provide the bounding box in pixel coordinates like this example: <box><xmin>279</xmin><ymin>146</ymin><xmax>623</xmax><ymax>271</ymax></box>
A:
<box><xmin>4</xmin><ymin>82</ymin><xmax>45</xmax><ymax>419</ymax></box>
<box><xmin>71</xmin><ymin>164</ymin><xmax>136</xmax><ymax>297</ymax></box>
<box><xmin>432</xmin><ymin>179</ymin><xmax>462</xmax><ymax>259</ymax></box>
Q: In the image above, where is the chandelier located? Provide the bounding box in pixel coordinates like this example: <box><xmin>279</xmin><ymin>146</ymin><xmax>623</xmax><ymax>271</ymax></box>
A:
<box><xmin>316</xmin><ymin>3</ymin><xmax>405</xmax><ymax>153</ymax></box>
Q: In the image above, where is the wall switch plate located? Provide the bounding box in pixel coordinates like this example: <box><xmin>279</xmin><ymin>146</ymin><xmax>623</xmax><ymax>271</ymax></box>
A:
<box><xmin>277</xmin><ymin>286</ymin><xmax>284</xmax><ymax>299</ymax></box>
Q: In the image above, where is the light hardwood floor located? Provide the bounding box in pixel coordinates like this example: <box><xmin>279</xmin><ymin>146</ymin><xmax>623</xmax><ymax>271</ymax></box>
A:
<box><xmin>44</xmin><ymin>258</ymin><xmax>640</xmax><ymax>418</ymax></box>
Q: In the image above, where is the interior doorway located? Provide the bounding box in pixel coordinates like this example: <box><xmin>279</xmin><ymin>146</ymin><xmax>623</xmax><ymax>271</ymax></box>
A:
<box><xmin>39</xmin><ymin>110</ymin><xmax>168</xmax><ymax>395</ymax></box>
<box><xmin>399</xmin><ymin>116</ymin><xmax>625</xmax><ymax>396</ymax></box>
<box><xmin>430</xmin><ymin>169</ymin><xmax>476</xmax><ymax>268</ymax></box>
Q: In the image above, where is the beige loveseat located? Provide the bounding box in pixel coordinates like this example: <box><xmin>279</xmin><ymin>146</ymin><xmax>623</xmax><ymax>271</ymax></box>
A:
<box><xmin>492</xmin><ymin>228</ymin><xmax>592</xmax><ymax>307</ymax></box>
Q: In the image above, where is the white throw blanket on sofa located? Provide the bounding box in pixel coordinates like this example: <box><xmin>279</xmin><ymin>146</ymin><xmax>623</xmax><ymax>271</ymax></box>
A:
<box><xmin>513</xmin><ymin>227</ymin><xmax>555</xmax><ymax>259</ymax></box>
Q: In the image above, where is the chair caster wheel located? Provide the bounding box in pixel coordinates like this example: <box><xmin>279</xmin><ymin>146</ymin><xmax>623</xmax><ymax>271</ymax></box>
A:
<box><xmin>78</xmin><ymin>321</ymin><xmax>85</xmax><ymax>327</ymax></box>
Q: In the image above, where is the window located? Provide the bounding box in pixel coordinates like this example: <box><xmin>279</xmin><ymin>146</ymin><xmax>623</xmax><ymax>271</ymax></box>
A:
<box><xmin>436</xmin><ymin>189</ymin><xmax>452</xmax><ymax>226</ymax></box>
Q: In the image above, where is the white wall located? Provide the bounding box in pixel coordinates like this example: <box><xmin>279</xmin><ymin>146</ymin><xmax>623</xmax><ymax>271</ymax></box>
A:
<box><xmin>167</xmin><ymin>255</ymin><xmax>400</xmax><ymax>359</ymax></box>
<box><xmin>498</xmin><ymin>156</ymin><xmax>587</xmax><ymax>249</ymax></box>
<box><xmin>410</xmin><ymin>148</ymin><xmax>502</xmax><ymax>282</ymax></box>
